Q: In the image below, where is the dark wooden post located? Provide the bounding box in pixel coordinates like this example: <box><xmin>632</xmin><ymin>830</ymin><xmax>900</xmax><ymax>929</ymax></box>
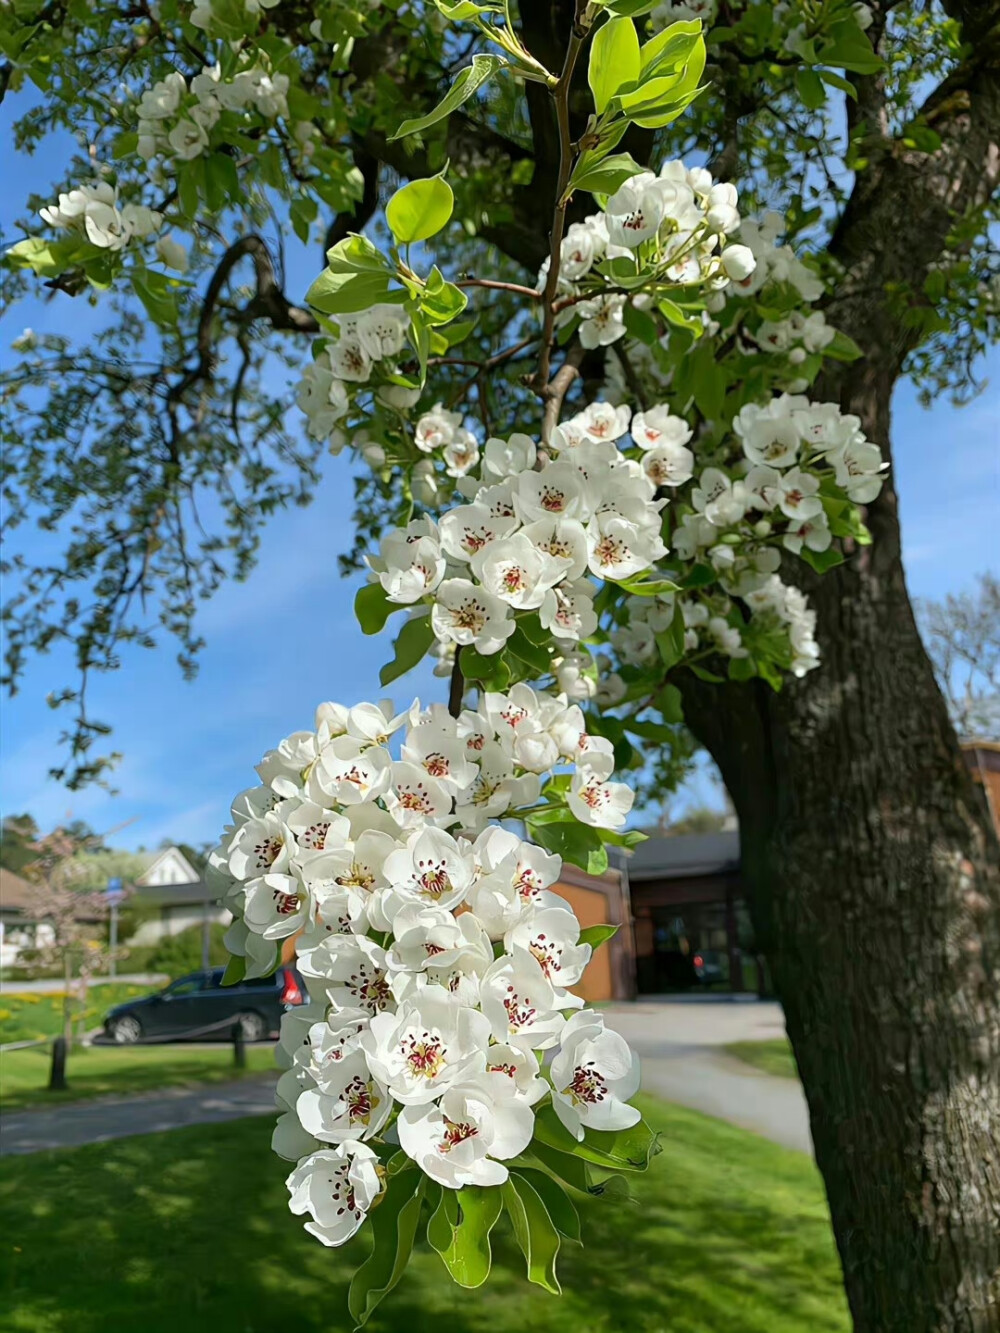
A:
<box><xmin>232</xmin><ymin>1022</ymin><xmax>246</xmax><ymax>1069</ymax></box>
<box><xmin>48</xmin><ymin>1036</ymin><xmax>68</xmax><ymax>1091</ymax></box>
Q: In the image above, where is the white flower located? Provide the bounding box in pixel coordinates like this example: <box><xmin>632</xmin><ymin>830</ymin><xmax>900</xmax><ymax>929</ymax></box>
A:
<box><xmin>586</xmin><ymin>511</ymin><xmax>667</xmax><ymax>580</ymax></box>
<box><xmin>374</xmin><ymin>519</ymin><xmax>445</xmax><ymax>604</ymax></box>
<box><xmin>138</xmin><ymin>72</ymin><xmax>186</xmax><ymax>120</ymax></box>
<box><xmin>480</xmin><ymin>948</ymin><xmax>569</xmax><ymax>1050</ymax></box>
<box><xmin>692</xmin><ymin>468</ymin><xmax>749</xmax><ymax>527</ymax></box>
<box><xmin>415</xmin><ymin>402</ymin><xmax>462</xmax><ymax>452</ymax></box>
<box><xmin>832</xmin><ymin>440</ymin><xmax>887</xmax><ymax>503</ymax></box>
<box><xmin>631</xmin><ymin>407</ymin><xmax>692</xmax><ymax>452</ymax></box>
<box><xmin>572</xmin><ymin>400</ymin><xmax>632</xmax><ymax>444</ymax></box>
<box><xmin>471</xmin><ymin>533</ymin><xmax>565</xmax><ymax>611</ymax></box>
<box><xmin>720</xmin><ymin>244</ymin><xmax>756</xmax><ymax>281</ymax></box>
<box><xmin>328</xmin><ymin>334</ymin><xmax>371</xmax><ymax>383</ymax></box>
<box><xmin>352</xmin><ymin>303</ymin><xmax>409</xmax><ymax>360</ymax></box>
<box><xmin>784</xmin><ymin>513</ymin><xmax>832</xmax><ymax>553</ymax></box>
<box><xmin>314</xmin><ymin>737</ymin><xmax>393</xmax><ymax>806</ymax></box>
<box><xmin>540</xmin><ymin>579</ymin><xmax>598</xmax><ymax>642</ymax></box>
<box><xmin>521</xmin><ymin>518</ymin><xmax>589</xmax><ymax>581</ymax></box>
<box><xmin>443</xmin><ymin>431</ymin><xmax>480</xmax><ymax>478</ymax></box>
<box><xmin>506</xmin><ymin>906</ymin><xmax>591</xmax><ymax>990</ymax></box>
<box><xmin>299</xmin><ymin>934</ymin><xmax>393</xmax><ymax>1016</ymax></box>
<box><xmin>550</xmin><ymin>1010</ymin><xmax>641</xmax><ymax>1140</ymax></box>
<box><xmin>515</xmin><ymin>463</ymin><xmax>586</xmax><ymax>523</ymax></box>
<box><xmin>605</xmin><ymin>172</ymin><xmax>666</xmax><ymax>248</ymax></box>
<box><xmin>578</xmin><ymin>294</ymin><xmax>627</xmax><ymax>348</ymax></box>
<box><xmin>431</xmin><ymin>579</ymin><xmax>515</xmax><ymax>655</ymax></box>
<box><xmin>775</xmin><ymin>466</ymin><xmax>823</xmax><ymax>519</ymax></box>
<box><xmin>295</xmin><ymin>1052</ymin><xmax>393</xmax><ymax>1143</ymax></box>
<box><xmin>382</xmin><ymin>826</ymin><xmax>475</xmax><ymax>911</ymax></box>
<box><xmin>483</xmin><ymin>433</ymin><xmax>536</xmax><ymax>480</ymax></box>
<box><xmin>454</xmin><ymin>742</ymin><xmax>540</xmax><ymax>826</ymax></box>
<box><xmin>360</xmin><ymin>990</ymin><xmax>490</xmax><ymax>1105</ymax></box>
<box><xmin>155</xmin><ymin>234</ymin><xmax>188</xmax><ymax>271</ymax></box>
<box><xmin>397</xmin><ymin>1081</ymin><xmax>534</xmax><ymax>1188</ymax></box>
<box><xmin>568</xmin><ymin>768</ymin><xmax>634</xmax><ymax>830</ymax></box>
<box><xmin>642</xmin><ymin>442</ymin><xmax>694</xmax><ymax>488</ymax></box>
<box><xmin>386</xmin><ymin>901</ymin><xmax>492</xmax><ymax>975</ymax></box>
<box><xmin>167</xmin><ymin>118</ymin><xmax>210</xmax><ymax>160</ymax></box>
<box><xmin>286</xmin><ymin>1142</ymin><xmax>382</xmax><ymax>1247</ymax></box>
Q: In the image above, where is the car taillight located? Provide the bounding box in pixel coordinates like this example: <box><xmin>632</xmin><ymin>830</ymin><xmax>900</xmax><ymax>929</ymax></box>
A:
<box><xmin>280</xmin><ymin>972</ymin><xmax>302</xmax><ymax>1005</ymax></box>
<box><xmin>693</xmin><ymin>954</ymin><xmax>704</xmax><ymax>968</ymax></box>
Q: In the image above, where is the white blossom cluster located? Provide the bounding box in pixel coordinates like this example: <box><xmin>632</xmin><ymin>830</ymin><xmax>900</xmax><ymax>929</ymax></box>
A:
<box><xmin>296</xmin><ymin>305</ymin><xmax>414</xmax><ymax>445</ymax></box>
<box><xmin>38</xmin><ymin>181</ymin><xmax>162</xmax><ymax>252</ymax></box>
<box><xmin>191</xmin><ymin>0</ymin><xmax>280</xmax><ymax>29</ymax></box>
<box><xmin>367</xmin><ymin>416</ymin><xmax>668</xmax><ymax>660</ymax></box>
<box><xmin>537</xmin><ymin>160</ymin><xmax>756</xmax><ymax>350</ymax></box>
<box><xmin>134</xmin><ymin>62</ymin><xmax>289</xmax><ymax>164</ymax></box>
<box><xmin>208</xmin><ymin>692</ymin><xmax>640</xmax><ymax>1245</ymax></box>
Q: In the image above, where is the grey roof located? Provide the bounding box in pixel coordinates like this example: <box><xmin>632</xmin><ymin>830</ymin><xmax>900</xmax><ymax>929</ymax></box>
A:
<box><xmin>135</xmin><ymin>881</ymin><xmax>218</xmax><ymax>908</ymax></box>
<box><xmin>626</xmin><ymin>831</ymin><xmax>740</xmax><ymax>881</ymax></box>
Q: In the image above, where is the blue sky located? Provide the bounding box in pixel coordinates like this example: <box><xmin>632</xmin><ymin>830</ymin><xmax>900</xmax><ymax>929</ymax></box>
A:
<box><xmin>2</xmin><ymin>111</ymin><xmax>998</xmax><ymax>851</ymax></box>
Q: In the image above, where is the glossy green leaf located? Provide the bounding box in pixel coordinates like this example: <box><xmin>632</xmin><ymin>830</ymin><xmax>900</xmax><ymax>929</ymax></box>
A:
<box><xmin>507</xmin><ymin>625</ymin><xmax>551</xmax><ymax>676</ymax></box>
<box><xmin>578</xmin><ymin>923</ymin><xmax>619</xmax><ymax>950</ymax></box>
<box><xmin>348</xmin><ymin>1171</ymin><xmax>426</xmax><ymax>1326</ymax></box>
<box><xmin>569</xmin><ymin>150</ymin><xmax>645</xmax><ymax>197</ymax></box>
<box><xmin>431</xmin><ymin>1185</ymin><xmax>503</xmax><ymax>1287</ymax></box>
<box><xmin>639</xmin><ymin>19</ymin><xmax>701</xmax><ymax>76</ymax></box>
<box><xmin>434</xmin><ymin>0</ymin><xmax>501</xmax><ymax>16</ymax></box>
<box><xmin>387</xmin><ymin>175</ymin><xmax>455</xmax><ymax>245</ymax></box>
<box><xmin>354</xmin><ymin>582</ymin><xmax>397</xmax><ymax>635</ymax></box>
<box><xmin>502</xmin><ymin>1175</ymin><xmax>562</xmax><ymax>1294</ymax></box>
<box><xmin>528</xmin><ymin>816</ymin><xmax>608</xmax><ymax>877</ymax></box>
<box><xmin>306</xmin><ymin>269</ymin><xmax>398</xmax><ymax>315</ymax></box>
<box><xmin>604</xmin><ymin>0</ymin><xmax>661</xmax><ymax>14</ymax></box>
<box><xmin>220</xmin><ymin>953</ymin><xmax>246</xmax><ymax>987</ymax></box>
<box><xmin>379</xmin><ymin>613</ymin><xmax>435</xmax><ymax>686</ymax></box>
<box><xmin>421</xmin><ymin>266</ymin><xmax>468</xmax><ymax>324</ymax></box>
<box><xmin>820</xmin><ymin>18</ymin><xmax>883</xmax><ymax>74</ymax></box>
<box><xmin>799</xmin><ymin>545</ymin><xmax>845</xmax><ymax>573</ymax></box>
<box><xmin>390</xmin><ymin>54</ymin><xmax>506</xmax><ymax>140</ymax></box>
<box><xmin>588</xmin><ymin>16</ymin><xmax>641</xmax><ymax>114</ymax></box>
<box><xmin>509</xmin><ymin>1168</ymin><xmax>581</xmax><ymax>1242</ymax></box>
<box><xmin>532</xmin><ymin>1104</ymin><xmax>660</xmax><ymax>1172</ymax></box>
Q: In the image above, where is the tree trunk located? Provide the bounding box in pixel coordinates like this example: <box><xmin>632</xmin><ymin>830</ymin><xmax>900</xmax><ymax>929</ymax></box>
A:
<box><xmin>682</xmin><ymin>365</ymin><xmax>1000</xmax><ymax>1332</ymax></box>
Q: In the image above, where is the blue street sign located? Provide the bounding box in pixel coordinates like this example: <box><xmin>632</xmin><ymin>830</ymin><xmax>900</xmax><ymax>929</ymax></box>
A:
<box><xmin>106</xmin><ymin>876</ymin><xmax>124</xmax><ymax>902</ymax></box>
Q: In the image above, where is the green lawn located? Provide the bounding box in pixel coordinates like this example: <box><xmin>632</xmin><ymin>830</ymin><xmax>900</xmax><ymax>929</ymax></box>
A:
<box><xmin>0</xmin><ymin>983</ymin><xmax>158</xmax><ymax>1045</ymax></box>
<box><xmin>0</xmin><ymin>1043</ymin><xmax>277</xmax><ymax>1111</ymax></box>
<box><xmin>0</xmin><ymin>1097</ymin><xmax>849</xmax><ymax>1333</ymax></box>
<box><xmin>725</xmin><ymin>1038</ymin><xmax>799</xmax><ymax>1080</ymax></box>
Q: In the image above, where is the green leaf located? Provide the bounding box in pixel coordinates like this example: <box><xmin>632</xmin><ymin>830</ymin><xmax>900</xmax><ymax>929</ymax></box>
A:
<box><xmin>578</xmin><ymin>923</ymin><xmax>619</xmax><ymax>950</ymax></box>
<box><xmin>430</xmin><ymin>1185</ymin><xmax>503</xmax><ymax>1287</ymax></box>
<box><xmin>306</xmin><ymin>269</ymin><xmax>399</xmax><ymax>315</ymax></box>
<box><xmin>326</xmin><ymin>234</ymin><xmax>392</xmax><ymax>274</ymax></box>
<box><xmin>588</xmin><ymin>16</ymin><xmax>641</xmax><ymax>114</ymax></box>
<box><xmin>795</xmin><ymin>67</ymin><xmax>826</xmax><ymax>112</ymax></box>
<box><xmin>132</xmin><ymin>269</ymin><xmax>179</xmax><ymax>327</ymax></box>
<box><xmin>220</xmin><ymin>953</ymin><xmax>246</xmax><ymax>987</ymax></box>
<box><xmin>824</xmin><ymin>329</ymin><xmax>863</xmax><ymax>362</ymax></box>
<box><xmin>639</xmin><ymin>19</ymin><xmax>702</xmax><ymax>76</ymax></box>
<box><xmin>507</xmin><ymin>625</ymin><xmax>551</xmax><ymax>676</ymax></box>
<box><xmin>528</xmin><ymin>817</ymin><xmax>608</xmax><ymax>877</ymax></box>
<box><xmin>379</xmin><ymin>614</ymin><xmax>435</xmax><ymax>687</ymax></box>
<box><xmin>421</xmin><ymin>266</ymin><xmax>468</xmax><ymax>325</ymax></box>
<box><xmin>569</xmin><ymin>151</ymin><xmax>645</xmax><ymax>198</ymax></box>
<box><xmin>798</xmin><ymin>546</ymin><xmax>845</xmax><ymax>573</ymax></box>
<box><xmin>655</xmin><ymin>603</ymin><xmax>686</xmax><ymax>670</ymax></box>
<box><xmin>604</xmin><ymin>0</ymin><xmax>661</xmax><ymax>14</ymax></box>
<box><xmin>533</xmin><ymin>1105</ymin><xmax>660</xmax><ymax>1173</ymax></box>
<box><xmin>727</xmin><ymin>656</ymin><xmax>756</xmax><ymax>681</ymax></box>
<box><xmin>653</xmin><ymin>681</ymin><xmax>684</xmax><ymax>724</ymax></box>
<box><xmin>614</xmin><ymin>575</ymin><xmax>680</xmax><ymax>597</ymax></box>
<box><xmin>387</xmin><ymin>175</ymin><xmax>455</xmax><ymax>245</ymax></box>
<box><xmin>354</xmin><ymin>582</ymin><xmax>398</xmax><ymax>635</ymax></box>
<box><xmin>390</xmin><ymin>54</ymin><xmax>506</xmax><ymax>140</ymax></box>
<box><xmin>509</xmin><ymin>1168</ymin><xmax>581</xmax><ymax>1242</ymax></box>
<box><xmin>502</xmin><ymin>1175</ymin><xmax>562</xmax><ymax>1295</ymax></box>
<box><xmin>348</xmin><ymin>1171</ymin><xmax>426</xmax><ymax>1326</ymax></box>
<box><xmin>434</xmin><ymin>0</ymin><xmax>501</xmax><ymax>16</ymax></box>
<box><xmin>820</xmin><ymin>18</ymin><xmax>883</xmax><ymax>74</ymax></box>
<box><xmin>5</xmin><ymin>236</ymin><xmax>89</xmax><ymax>278</ymax></box>
<box><xmin>622</xmin><ymin>300</ymin><xmax>659</xmax><ymax>345</ymax></box>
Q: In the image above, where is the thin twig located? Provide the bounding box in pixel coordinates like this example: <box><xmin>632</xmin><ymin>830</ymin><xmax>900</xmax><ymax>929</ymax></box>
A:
<box><xmin>455</xmin><ymin>278</ymin><xmax>541</xmax><ymax>300</ymax></box>
<box><xmin>541</xmin><ymin>341</ymin><xmax>587</xmax><ymax>442</ymax></box>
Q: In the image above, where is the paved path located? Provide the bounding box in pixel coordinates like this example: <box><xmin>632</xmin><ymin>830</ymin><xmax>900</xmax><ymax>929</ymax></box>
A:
<box><xmin>603</xmin><ymin>999</ymin><xmax>813</xmax><ymax>1154</ymax></box>
<box><xmin>0</xmin><ymin>999</ymin><xmax>811</xmax><ymax>1158</ymax></box>
<box><xmin>0</xmin><ymin>1074</ymin><xmax>278</xmax><ymax>1157</ymax></box>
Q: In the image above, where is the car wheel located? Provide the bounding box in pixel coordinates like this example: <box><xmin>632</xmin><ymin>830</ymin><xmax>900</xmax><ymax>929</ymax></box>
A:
<box><xmin>236</xmin><ymin>1011</ymin><xmax>267</xmax><ymax>1043</ymax></box>
<box><xmin>111</xmin><ymin>1014</ymin><xmax>142</xmax><ymax>1045</ymax></box>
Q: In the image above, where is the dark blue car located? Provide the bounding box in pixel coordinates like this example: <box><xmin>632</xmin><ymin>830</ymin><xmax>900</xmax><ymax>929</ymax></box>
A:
<box><xmin>102</xmin><ymin>966</ymin><xmax>309</xmax><ymax>1044</ymax></box>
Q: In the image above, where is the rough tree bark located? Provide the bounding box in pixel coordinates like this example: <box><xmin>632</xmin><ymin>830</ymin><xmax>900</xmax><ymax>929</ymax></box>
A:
<box><xmin>680</xmin><ymin>20</ymin><xmax>1000</xmax><ymax>1329</ymax></box>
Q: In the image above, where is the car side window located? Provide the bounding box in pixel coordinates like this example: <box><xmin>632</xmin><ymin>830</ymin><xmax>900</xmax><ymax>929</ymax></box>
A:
<box><xmin>163</xmin><ymin>975</ymin><xmax>204</xmax><ymax>997</ymax></box>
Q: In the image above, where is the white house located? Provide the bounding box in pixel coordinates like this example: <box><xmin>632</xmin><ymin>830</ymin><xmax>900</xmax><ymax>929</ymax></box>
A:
<box><xmin>129</xmin><ymin>847</ymin><xmax>231</xmax><ymax>944</ymax></box>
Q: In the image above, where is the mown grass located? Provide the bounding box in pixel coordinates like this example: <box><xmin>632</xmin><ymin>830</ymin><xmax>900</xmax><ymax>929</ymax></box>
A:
<box><xmin>0</xmin><ymin>1096</ymin><xmax>849</xmax><ymax>1333</ymax></box>
<box><xmin>0</xmin><ymin>983</ymin><xmax>155</xmax><ymax>1045</ymax></box>
<box><xmin>0</xmin><ymin>1042</ymin><xmax>277</xmax><ymax>1111</ymax></box>
<box><xmin>725</xmin><ymin>1038</ymin><xmax>799</xmax><ymax>1080</ymax></box>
